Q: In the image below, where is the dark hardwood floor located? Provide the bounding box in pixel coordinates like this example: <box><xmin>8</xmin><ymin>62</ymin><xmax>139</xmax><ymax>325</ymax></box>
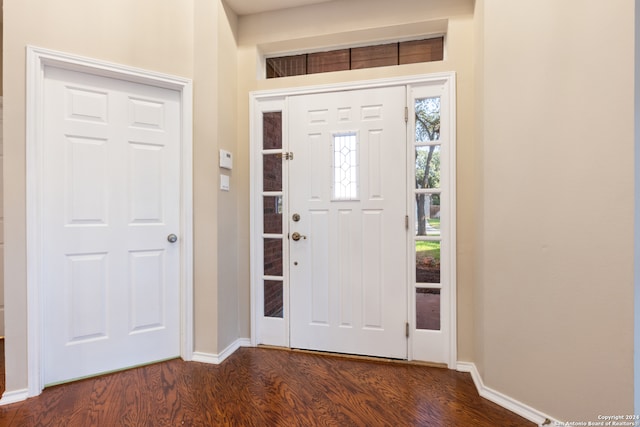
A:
<box><xmin>0</xmin><ymin>346</ymin><xmax>534</xmax><ymax>426</ymax></box>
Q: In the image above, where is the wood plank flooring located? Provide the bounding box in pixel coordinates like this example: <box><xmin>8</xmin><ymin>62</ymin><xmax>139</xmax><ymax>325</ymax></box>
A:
<box><xmin>0</xmin><ymin>347</ymin><xmax>534</xmax><ymax>426</ymax></box>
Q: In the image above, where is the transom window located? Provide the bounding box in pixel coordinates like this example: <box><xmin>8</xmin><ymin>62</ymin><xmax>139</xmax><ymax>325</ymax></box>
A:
<box><xmin>266</xmin><ymin>37</ymin><xmax>444</xmax><ymax>79</ymax></box>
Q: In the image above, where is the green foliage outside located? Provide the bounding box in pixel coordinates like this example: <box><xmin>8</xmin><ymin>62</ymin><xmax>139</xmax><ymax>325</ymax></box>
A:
<box><xmin>415</xmin><ymin>241</ymin><xmax>440</xmax><ymax>262</ymax></box>
<box><xmin>415</xmin><ymin>97</ymin><xmax>441</xmax><ymax>192</ymax></box>
<box><xmin>415</xmin><ymin>97</ymin><xmax>441</xmax><ymax>143</ymax></box>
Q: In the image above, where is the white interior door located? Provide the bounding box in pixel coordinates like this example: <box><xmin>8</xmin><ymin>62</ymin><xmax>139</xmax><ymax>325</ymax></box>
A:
<box><xmin>288</xmin><ymin>87</ymin><xmax>408</xmax><ymax>359</ymax></box>
<box><xmin>42</xmin><ymin>66</ymin><xmax>181</xmax><ymax>385</ymax></box>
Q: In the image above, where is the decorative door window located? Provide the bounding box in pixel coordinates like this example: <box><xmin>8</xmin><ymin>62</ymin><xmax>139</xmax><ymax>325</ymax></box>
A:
<box><xmin>332</xmin><ymin>132</ymin><xmax>359</xmax><ymax>200</ymax></box>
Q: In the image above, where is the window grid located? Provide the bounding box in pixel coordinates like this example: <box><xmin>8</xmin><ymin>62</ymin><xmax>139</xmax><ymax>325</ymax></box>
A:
<box><xmin>261</xmin><ymin>111</ymin><xmax>284</xmax><ymax>319</ymax></box>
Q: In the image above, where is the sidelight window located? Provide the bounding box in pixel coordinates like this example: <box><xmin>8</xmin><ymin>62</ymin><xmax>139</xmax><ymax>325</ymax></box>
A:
<box><xmin>261</xmin><ymin>111</ymin><xmax>284</xmax><ymax>318</ymax></box>
<box><xmin>413</xmin><ymin>96</ymin><xmax>442</xmax><ymax>330</ymax></box>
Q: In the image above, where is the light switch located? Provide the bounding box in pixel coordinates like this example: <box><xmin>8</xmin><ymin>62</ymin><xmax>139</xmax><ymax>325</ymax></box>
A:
<box><xmin>220</xmin><ymin>174</ymin><xmax>230</xmax><ymax>191</ymax></box>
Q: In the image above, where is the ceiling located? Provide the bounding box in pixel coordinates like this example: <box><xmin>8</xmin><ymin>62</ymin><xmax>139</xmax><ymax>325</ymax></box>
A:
<box><xmin>224</xmin><ymin>0</ymin><xmax>336</xmax><ymax>16</ymax></box>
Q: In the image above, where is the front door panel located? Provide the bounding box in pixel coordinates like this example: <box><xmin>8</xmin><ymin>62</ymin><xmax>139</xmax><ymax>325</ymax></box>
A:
<box><xmin>289</xmin><ymin>87</ymin><xmax>408</xmax><ymax>359</ymax></box>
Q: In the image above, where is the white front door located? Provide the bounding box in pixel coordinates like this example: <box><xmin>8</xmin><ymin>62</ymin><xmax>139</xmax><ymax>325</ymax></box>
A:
<box><xmin>288</xmin><ymin>87</ymin><xmax>408</xmax><ymax>359</ymax></box>
<box><xmin>42</xmin><ymin>66</ymin><xmax>181</xmax><ymax>385</ymax></box>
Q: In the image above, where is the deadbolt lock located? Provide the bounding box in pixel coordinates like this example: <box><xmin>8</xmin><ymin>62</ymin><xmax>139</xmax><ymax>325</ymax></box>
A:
<box><xmin>292</xmin><ymin>213</ymin><xmax>301</xmax><ymax>222</ymax></box>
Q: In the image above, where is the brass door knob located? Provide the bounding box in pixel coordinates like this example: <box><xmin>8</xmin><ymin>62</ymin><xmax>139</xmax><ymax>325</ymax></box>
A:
<box><xmin>291</xmin><ymin>232</ymin><xmax>307</xmax><ymax>241</ymax></box>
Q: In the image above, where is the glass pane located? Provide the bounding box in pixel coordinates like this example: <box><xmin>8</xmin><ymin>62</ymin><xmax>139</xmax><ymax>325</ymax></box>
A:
<box><xmin>416</xmin><ymin>288</ymin><xmax>441</xmax><ymax>330</ymax></box>
<box><xmin>333</xmin><ymin>133</ymin><xmax>359</xmax><ymax>200</ymax></box>
<box><xmin>415</xmin><ymin>194</ymin><xmax>441</xmax><ymax>237</ymax></box>
<box><xmin>263</xmin><ymin>238</ymin><xmax>283</xmax><ymax>277</ymax></box>
<box><xmin>351</xmin><ymin>43</ymin><xmax>398</xmax><ymax>69</ymax></box>
<box><xmin>263</xmin><ymin>154</ymin><xmax>282</xmax><ymax>192</ymax></box>
<box><xmin>399</xmin><ymin>37</ymin><xmax>444</xmax><ymax>65</ymax></box>
<box><xmin>415</xmin><ymin>97</ymin><xmax>441</xmax><ymax>142</ymax></box>
<box><xmin>266</xmin><ymin>55</ymin><xmax>306</xmax><ymax>78</ymax></box>
<box><xmin>308</xmin><ymin>49</ymin><xmax>350</xmax><ymax>74</ymax></box>
<box><xmin>264</xmin><ymin>280</ymin><xmax>283</xmax><ymax>318</ymax></box>
<box><xmin>263</xmin><ymin>196</ymin><xmax>283</xmax><ymax>234</ymax></box>
<box><xmin>416</xmin><ymin>241</ymin><xmax>440</xmax><ymax>284</ymax></box>
<box><xmin>415</xmin><ymin>145</ymin><xmax>441</xmax><ymax>189</ymax></box>
<box><xmin>263</xmin><ymin>112</ymin><xmax>282</xmax><ymax>150</ymax></box>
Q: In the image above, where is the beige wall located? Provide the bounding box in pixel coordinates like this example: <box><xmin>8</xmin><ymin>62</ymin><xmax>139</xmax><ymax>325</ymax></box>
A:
<box><xmin>2</xmin><ymin>0</ymin><xmax>233</xmax><ymax>392</ymax></box>
<box><xmin>0</xmin><ymin>19</ymin><xmax>4</xmax><ymax>337</ymax></box>
<box><xmin>2</xmin><ymin>0</ymin><xmax>635</xmax><ymax>421</ymax></box>
<box><xmin>0</xmin><ymin>22</ymin><xmax>3</xmax><ymax>96</ymax></box>
<box><xmin>238</xmin><ymin>0</ymin><xmax>635</xmax><ymax>420</ymax></box>
<box><xmin>216</xmin><ymin>2</ymin><xmax>241</xmax><ymax>351</ymax></box>
<box><xmin>192</xmin><ymin>0</ymin><xmax>218</xmax><ymax>354</ymax></box>
<box><xmin>236</xmin><ymin>0</ymin><xmax>477</xmax><ymax>358</ymax></box>
<box><xmin>192</xmin><ymin>1</ymin><xmax>241</xmax><ymax>354</ymax></box>
<box><xmin>472</xmin><ymin>0</ymin><xmax>486</xmax><ymax>381</ymax></box>
<box><xmin>476</xmin><ymin>0</ymin><xmax>634</xmax><ymax>420</ymax></box>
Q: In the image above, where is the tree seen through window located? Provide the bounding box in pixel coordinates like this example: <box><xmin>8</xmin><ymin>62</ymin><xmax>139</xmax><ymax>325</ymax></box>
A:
<box><xmin>415</xmin><ymin>97</ymin><xmax>441</xmax><ymax>237</ymax></box>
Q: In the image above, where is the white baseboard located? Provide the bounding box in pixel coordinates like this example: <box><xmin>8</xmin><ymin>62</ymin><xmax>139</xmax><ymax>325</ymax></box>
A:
<box><xmin>192</xmin><ymin>338</ymin><xmax>251</xmax><ymax>365</ymax></box>
<box><xmin>0</xmin><ymin>388</ymin><xmax>29</xmax><ymax>406</ymax></box>
<box><xmin>456</xmin><ymin>362</ymin><xmax>560</xmax><ymax>427</ymax></box>
<box><xmin>0</xmin><ymin>346</ymin><xmax>559</xmax><ymax>422</ymax></box>
<box><xmin>0</xmin><ymin>340</ymin><xmax>252</xmax><ymax>406</ymax></box>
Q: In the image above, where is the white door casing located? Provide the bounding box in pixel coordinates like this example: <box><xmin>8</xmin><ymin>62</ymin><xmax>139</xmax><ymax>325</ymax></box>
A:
<box><xmin>251</xmin><ymin>73</ymin><xmax>456</xmax><ymax>366</ymax></box>
<box><xmin>408</xmin><ymin>81</ymin><xmax>456</xmax><ymax>366</ymax></box>
<box><xmin>25</xmin><ymin>47</ymin><xmax>193</xmax><ymax>397</ymax></box>
<box><xmin>288</xmin><ymin>87</ymin><xmax>408</xmax><ymax>359</ymax></box>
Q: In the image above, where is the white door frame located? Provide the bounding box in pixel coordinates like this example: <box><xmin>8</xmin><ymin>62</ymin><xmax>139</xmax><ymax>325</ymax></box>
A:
<box><xmin>25</xmin><ymin>46</ymin><xmax>194</xmax><ymax>397</ymax></box>
<box><xmin>250</xmin><ymin>72</ymin><xmax>457</xmax><ymax>367</ymax></box>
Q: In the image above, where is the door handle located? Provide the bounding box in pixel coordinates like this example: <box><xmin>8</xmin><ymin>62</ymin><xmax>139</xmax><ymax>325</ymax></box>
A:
<box><xmin>291</xmin><ymin>232</ymin><xmax>307</xmax><ymax>241</ymax></box>
<box><xmin>167</xmin><ymin>234</ymin><xmax>178</xmax><ymax>243</ymax></box>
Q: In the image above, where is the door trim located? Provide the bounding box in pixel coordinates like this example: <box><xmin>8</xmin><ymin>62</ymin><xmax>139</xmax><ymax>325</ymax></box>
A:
<box><xmin>249</xmin><ymin>72</ymin><xmax>457</xmax><ymax>367</ymax></box>
<box><xmin>25</xmin><ymin>46</ymin><xmax>194</xmax><ymax>397</ymax></box>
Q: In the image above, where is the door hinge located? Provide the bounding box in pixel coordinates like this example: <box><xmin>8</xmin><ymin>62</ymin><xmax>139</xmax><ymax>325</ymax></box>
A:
<box><xmin>405</xmin><ymin>215</ymin><xmax>409</xmax><ymax>230</ymax></box>
<box><xmin>405</xmin><ymin>322</ymin><xmax>410</xmax><ymax>338</ymax></box>
<box><xmin>404</xmin><ymin>106</ymin><xmax>409</xmax><ymax>123</ymax></box>
<box><xmin>278</xmin><ymin>152</ymin><xmax>294</xmax><ymax>160</ymax></box>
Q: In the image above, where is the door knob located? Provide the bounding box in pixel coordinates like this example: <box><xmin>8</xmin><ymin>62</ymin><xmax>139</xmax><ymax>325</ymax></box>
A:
<box><xmin>291</xmin><ymin>232</ymin><xmax>307</xmax><ymax>241</ymax></box>
<box><xmin>167</xmin><ymin>234</ymin><xmax>178</xmax><ymax>243</ymax></box>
